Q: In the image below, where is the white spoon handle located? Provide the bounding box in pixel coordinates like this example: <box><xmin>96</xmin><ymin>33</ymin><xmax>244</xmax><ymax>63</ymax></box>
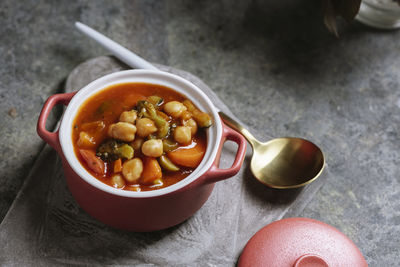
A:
<box><xmin>75</xmin><ymin>21</ymin><xmax>159</xmax><ymax>71</ymax></box>
<box><xmin>74</xmin><ymin>22</ymin><xmax>221</xmax><ymax>112</ymax></box>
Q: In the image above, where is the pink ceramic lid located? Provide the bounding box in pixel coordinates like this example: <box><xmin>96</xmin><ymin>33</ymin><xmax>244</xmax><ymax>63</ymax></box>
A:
<box><xmin>238</xmin><ymin>217</ymin><xmax>368</xmax><ymax>267</ymax></box>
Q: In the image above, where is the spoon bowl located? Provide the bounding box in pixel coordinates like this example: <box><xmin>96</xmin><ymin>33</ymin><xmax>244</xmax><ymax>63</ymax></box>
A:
<box><xmin>220</xmin><ymin>112</ymin><xmax>325</xmax><ymax>189</ymax></box>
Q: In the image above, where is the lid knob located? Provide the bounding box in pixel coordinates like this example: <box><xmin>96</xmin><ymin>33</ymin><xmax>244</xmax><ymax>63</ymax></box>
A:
<box><xmin>293</xmin><ymin>254</ymin><xmax>329</xmax><ymax>267</ymax></box>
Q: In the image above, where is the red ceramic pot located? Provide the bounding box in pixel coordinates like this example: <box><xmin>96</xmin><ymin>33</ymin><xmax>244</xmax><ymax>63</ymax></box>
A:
<box><xmin>37</xmin><ymin>70</ymin><xmax>247</xmax><ymax>231</ymax></box>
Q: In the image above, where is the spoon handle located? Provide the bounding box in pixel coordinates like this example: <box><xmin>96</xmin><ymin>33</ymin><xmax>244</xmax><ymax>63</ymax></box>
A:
<box><xmin>75</xmin><ymin>22</ymin><xmax>158</xmax><ymax>71</ymax></box>
<box><xmin>219</xmin><ymin>111</ymin><xmax>259</xmax><ymax>148</ymax></box>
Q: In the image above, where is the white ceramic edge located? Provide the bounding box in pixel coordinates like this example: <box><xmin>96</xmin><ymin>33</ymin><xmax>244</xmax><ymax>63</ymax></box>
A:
<box><xmin>59</xmin><ymin>69</ymin><xmax>222</xmax><ymax>198</ymax></box>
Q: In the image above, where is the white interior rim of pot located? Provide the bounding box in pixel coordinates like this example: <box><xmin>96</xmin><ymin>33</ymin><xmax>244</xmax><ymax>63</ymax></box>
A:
<box><xmin>59</xmin><ymin>69</ymin><xmax>222</xmax><ymax>198</ymax></box>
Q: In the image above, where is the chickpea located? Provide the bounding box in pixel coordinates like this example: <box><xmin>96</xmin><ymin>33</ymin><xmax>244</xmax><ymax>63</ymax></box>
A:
<box><xmin>174</xmin><ymin>126</ymin><xmax>192</xmax><ymax>145</ymax></box>
<box><xmin>108</xmin><ymin>122</ymin><xmax>137</xmax><ymax>142</ymax></box>
<box><xmin>181</xmin><ymin>110</ymin><xmax>192</xmax><ymax>120</ymax></box>
<box><xmin>136</xmin><ymin>118</ymin><xmax>157</xmax><ymax>137</ymax></box>
<box><xmin>119</xmin><ymin>110</ymin><xmax>137</xmax><ymax>124</ymax></box>
<box><xmin>142</xmin><ymin>139</ymin><xmax>163</xmax><ymax>157</ymax></box>
<box><xmin>111</xmin><ymin>174</ymin><xmax>125</xmax><ymax>188</ymax></box>
<box><xmin>131</xmin><ymin>138</ymin><xmax>144</xmax><ymax>151</ymax></box>
<box><xmin>163</xmin><ymin>101</ymin><xmax>187</xmax><ymax>118</ymax></box>
<box><xmin>182</xmin><ymin>118</ymin><xmax>198</xmax><ymax>135</ymax></box>
<box><xmin>122</xmin><ymin>158</ymin><xmax>143</xmax><ymax>183</ymax></box>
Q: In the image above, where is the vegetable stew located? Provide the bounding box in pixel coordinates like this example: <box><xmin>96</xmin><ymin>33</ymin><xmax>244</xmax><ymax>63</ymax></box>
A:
<box><xmin>72</xmin><ymin>83</ymin><xmax>213</xmax><ymax>191</ymax></box>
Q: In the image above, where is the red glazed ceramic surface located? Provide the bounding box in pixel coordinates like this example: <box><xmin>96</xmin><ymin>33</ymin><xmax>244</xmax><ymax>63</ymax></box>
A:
<box><xmin>238</xmin><ymin>217</ymin><xmax>368</xmax><ymax>267</ymax></box>
<box><xmin>37</xmin><ymin>70</ymin><xmax>247</xmax><ymax>231</ymax></box>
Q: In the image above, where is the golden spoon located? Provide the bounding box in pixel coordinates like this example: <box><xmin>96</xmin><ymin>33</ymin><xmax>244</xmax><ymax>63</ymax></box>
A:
<box><xmin>219</xmin><ymin>112</ymin><xmax>325</xmax><ymax>189</ymax></box>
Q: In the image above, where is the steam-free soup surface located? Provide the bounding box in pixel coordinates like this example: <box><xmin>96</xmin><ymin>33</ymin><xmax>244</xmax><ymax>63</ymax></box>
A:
<box><xmin>72</xmin><ymin>83</ymin><xmax>212</xmax><ymax>191</ymax></box>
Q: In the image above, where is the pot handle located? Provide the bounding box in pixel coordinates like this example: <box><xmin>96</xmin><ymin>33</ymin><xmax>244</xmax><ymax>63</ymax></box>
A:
<box><xmin>200</xmin><ymin>118</ymin><xmax>247</xmax><ymax>185</ymax></box>
<box><xmin>37</xmin><ymin>92</ymin><xmax>76</xmax><ymax>153</ymax></box>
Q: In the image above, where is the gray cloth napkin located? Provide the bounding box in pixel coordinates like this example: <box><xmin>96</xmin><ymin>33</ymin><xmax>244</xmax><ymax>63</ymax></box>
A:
<box><xmin>0</xmin><ymin>56</ymin><xmax>328</xmax><ymax>266</ymax></box>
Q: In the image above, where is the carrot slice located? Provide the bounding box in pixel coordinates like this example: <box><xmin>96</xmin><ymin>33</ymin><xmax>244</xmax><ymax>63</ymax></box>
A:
<box><xmin>141</xmin><ymin>157</ymin><xmax>162</xmax><ymax>184</ymax></box>
<box><xmin>79</xmin><ymin>149</ymin><xmax>105</xmax><ymax>175</ymax></box>
<box><xmin>113</xmin><ymin>158</ymin><xmax>122</xmax><ymax>173</ymax></box>
<box><xmin>167</xmin><ymin>143</ymin><xmax>205</xmax><ymax>168</ymax></box>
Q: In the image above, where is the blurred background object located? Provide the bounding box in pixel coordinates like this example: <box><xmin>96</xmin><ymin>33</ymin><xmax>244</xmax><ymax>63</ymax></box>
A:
<box><xmin>324</xmin><ymin>0</ymin><xmax>400</xmax><ymax>34</ymax></box>
<box><xmin>356</xmin><ymin>0</ymin><xmax>400</xmax><ymax>29</ymax></box>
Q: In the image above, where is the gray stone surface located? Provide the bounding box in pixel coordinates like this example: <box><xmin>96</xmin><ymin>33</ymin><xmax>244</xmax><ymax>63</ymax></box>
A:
<box><xmin>0</xmin><ymin>0</ymin><xmax>399</xmax><ymax>266</ymax></box>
